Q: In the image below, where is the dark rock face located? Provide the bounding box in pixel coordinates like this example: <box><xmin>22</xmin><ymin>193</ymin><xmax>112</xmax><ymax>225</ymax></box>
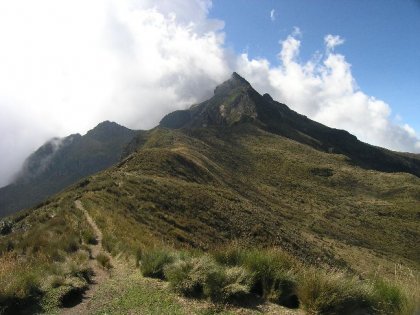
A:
<box><xmin>160</xmin><ymin>72</ymin><xmax>258</xmax><ymax>128</ymax></box>
<box><xmin>0</xmin><ymin>121</ymin><xmax>137</xmax><ymax>217</ymax></box>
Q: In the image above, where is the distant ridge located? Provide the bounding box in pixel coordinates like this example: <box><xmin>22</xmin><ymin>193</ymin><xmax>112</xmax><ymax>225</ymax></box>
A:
<box><xmin>0</xmin><ymin>121</ymin><xmax>137</xmax><ymax>217</ymax></box>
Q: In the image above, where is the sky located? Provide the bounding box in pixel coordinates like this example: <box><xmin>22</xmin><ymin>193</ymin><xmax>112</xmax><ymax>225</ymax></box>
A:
<box><xmin>0</xmin><ymin>0</ymin><xmax>419</xmax><ymax>187</ymax></box>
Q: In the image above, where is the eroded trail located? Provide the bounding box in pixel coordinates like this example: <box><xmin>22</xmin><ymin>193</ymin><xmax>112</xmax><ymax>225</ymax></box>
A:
<box><xmin>60</xmin><ymin>200</ymin><xmax>112</xmax><ymax>315</ymax></box>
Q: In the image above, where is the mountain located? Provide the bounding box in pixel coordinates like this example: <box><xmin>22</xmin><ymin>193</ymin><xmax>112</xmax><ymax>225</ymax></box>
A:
<box><xmin>0</xmin><ymin>73</ymin><xmax>419</xmax><ymax>314</ymax></box>
<box><xmin>0</xmin><ymin>121</ymin><xmax>137</xmax><ymax>217</ymax></box>
<box><xmin>80</xmin><ymin>74</ymin><xmax>419</xmax><ymax>270</ymax></box>
<box><xmin>161</xmin><ymin>72</ymin><xmax>420</xmax><ymax>177</ymax></box>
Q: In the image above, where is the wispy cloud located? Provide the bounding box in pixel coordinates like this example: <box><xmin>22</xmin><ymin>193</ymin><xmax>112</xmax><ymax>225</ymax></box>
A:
<box><xmin>324</xmin><ymin>34</ymin><xmax>345</xmax><ymax>51</ymax></box>
<box><xmin>270</xmin><ymin>9</ymin><xmax>276</xmax><ymax>21</ymax></box>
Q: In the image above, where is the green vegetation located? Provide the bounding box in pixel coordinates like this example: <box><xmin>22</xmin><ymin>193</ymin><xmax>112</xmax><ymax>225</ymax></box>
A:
<box><xmin>164</xmin><ymin>254</ymin><xmax>252</xmax><ymax>302</ymax></box>
<box><xmin>140</xmin><ymin>245</ymin><xmax>417</xmax><ymax>315</ymax></box>
<box><xmin>79</xmin><ymin>124</ymin><xmax>420</xmax><ymax>276</ymax></box>
<box><xmin>139</xmin><ymin>248</ymin><xmax>175</xmax><ymax>279</ymax></box>
<box><xmin>90</xmin><ymin>267</ymin><xmax>187</xmax><ymax>315</ymax></box>
<box><xmin>0</xmin><ymin>75</ymin><xmax>419</xmax><ymax>313</ymax></box>
<box><xmin>0</xmin><ymin>196</ymin><xmax>95</xmax><ymax>314</ymax></box>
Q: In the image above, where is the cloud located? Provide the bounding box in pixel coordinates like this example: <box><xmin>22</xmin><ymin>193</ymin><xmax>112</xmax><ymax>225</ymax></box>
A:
<box><xmin>236</xmin><ymin>33</ymin><xmax>420</xmax><ymax>153</ymax></box>
<box><xmin>0</xmin><ymin>1</ymin><xmax>418</xmax><ymax>187</ymax></box>
<box><xmin>270</xmin><ymin>9</ymin><xmax>276</xmax><ymax>22</ymax></box>
<box><xmin>0</xmin><ymin>0</ymin><xmax>231</xmax><ymax>187</ymax></box>
<box><xmin>324</xmin><ymin>34</ymin><xmax>345</xmax><ymax>51</ymax></box>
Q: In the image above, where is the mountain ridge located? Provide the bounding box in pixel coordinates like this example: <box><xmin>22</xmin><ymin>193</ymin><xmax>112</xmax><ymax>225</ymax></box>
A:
<box><xmin>0</xmin><ymin>121</ymin><xmax>137</xmax><ymax>217</ymax></box>
<box><xmin>160</xmin><ymin>72</ymin><xmax>420</xmax><ymax>177</ymax></box>
<box><xmin>1</xmin><ymin>72</ymin><xmax>420</xmax><ymax>217</ymax></box>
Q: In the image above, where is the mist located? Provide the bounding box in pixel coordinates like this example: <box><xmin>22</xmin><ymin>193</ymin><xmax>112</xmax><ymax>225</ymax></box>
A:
<box><xmin>0</xmin><ymin>0</ymin><xmax>419</xmax><ymax>187</ymax></box>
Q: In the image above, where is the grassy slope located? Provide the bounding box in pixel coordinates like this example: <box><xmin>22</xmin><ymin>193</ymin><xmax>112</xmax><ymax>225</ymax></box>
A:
<box><xmin>78</xmin><ymin>124</ymin><xmax>419</xmax><ymax>275</ymax></box>
<box><xmin>0</xmin><ymin>122</ymin><xmax>419</xmax><ymax>313</ymax></box>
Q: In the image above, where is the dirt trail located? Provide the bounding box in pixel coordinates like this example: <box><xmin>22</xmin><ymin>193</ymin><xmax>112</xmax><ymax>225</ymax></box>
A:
<box><xmin>60</xmin><ymin>200</ymin><xmax>112</xmax><ymax>315</ymax></box>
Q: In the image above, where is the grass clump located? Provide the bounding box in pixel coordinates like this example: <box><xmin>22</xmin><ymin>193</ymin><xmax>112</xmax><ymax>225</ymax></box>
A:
<box><xmin>164</xmin><ymin>255</ymin><xmax>214</xmax><ymax>298</ymax></box>
<box><xmin>205</xmin><ymin>265</ymin><xmax>252</xmax><ymax>302</ymax></box>
<box><xmin>164</xmin><ymin>254</ymin><xmax>253</xmax><ymax>302</ymax></box>
<box><xmin>297</xmin><ymin>268</ymin><xmax>375</xmax><ymax>315</ymax></box>
<box><xmin>240</xmin><ymin>249</ymin><xmax>297</xmax><ymax>303</ymax></box>
<box><xmin>213</xmin><ymin>246</ymin><xmax>298</xmax><ymax>307</ymax></box>
<box><xmin>370</xmin><ymin>278</ymin><xmax>410</xmax><ymax>315</ymax></box>
<box><xmin>96</xmin><ymin>252</ymin><xmax>112</xmax><ymax>270</ymax></box>
<box><xmin>139</xmin><ymin>248</ymin><xmax>175</xmax><ymax>279</ymax></box>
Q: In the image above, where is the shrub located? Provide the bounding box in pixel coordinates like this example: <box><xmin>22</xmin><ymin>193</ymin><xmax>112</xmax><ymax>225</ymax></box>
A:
<box><xmin>102</xmin><ymin>234</ymin><xmax>119</xmax><ymax>256</ymax></box>
<box><xmin>140</xmin><ymin>248</ymin><xmax>175</xmax><ymax>279</ymax></box>
<box><xmin>63</xmin><ymin>236</ymin><xmax>80</xmax><ymax>253</ymax></box>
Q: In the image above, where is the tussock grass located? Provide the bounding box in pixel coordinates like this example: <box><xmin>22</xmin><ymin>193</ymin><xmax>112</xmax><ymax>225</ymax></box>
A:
<box><xmin>205</xmin><ymin>265</ymin><xmax>252</xmax><ymax>302</ymax></box>
<box><xmin>164</xmin><ymin>254</ymin><xmax>252</xmax><ymax>302</ymax></box>
<box><xmin>140</xmin><ymin>245</ymin><xmax>416</xmax><ymax>314</ymax></box>
<box><xmin>139</xmin><ymin>248</ymin><xmax>176</xmax><ymax>279</ymax></box>
<box><xmin>213</xmin><ymin>245</ymin><xmax>298</xmax><ymax>306</ymax></box>
<box><xmin>164</xmin><ymin>255</ymin><xmax>215</xmax><ymax>298</ymax></box>
<box><xmin>370</xmin><ymin>278</ymin><xmax>416</xmax><ymax>315</ymax></box>
<box><xmin>96</xmin><ymin>252</ymin><xmax>112</xmax><ymax>270</ymax></box>
<box><xmin>297</xmin><ymin>268</ymin><xmax>374</xmax><ymax>314</ymax></box>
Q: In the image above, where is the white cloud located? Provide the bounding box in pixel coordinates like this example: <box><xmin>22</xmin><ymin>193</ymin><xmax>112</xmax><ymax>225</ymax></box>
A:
<box><xmin>270</xmin><ymin>9</ymin><xmax>276</xmax><ymax>22</ymax></box>
<box><xmin>0</xmin><ymin>0</ymin><xmax>230</xmax><ymax>186</ymax></box>
<box><xmin>236</xmin><ymin>33</ymin><xmax>420</xmax><ymax>153</ymax></box>
<box><xmin>324</xmin><ymin>34</ymin><xmax>345</xmax><ymax>51</ymax></box>
<box><xmin>0</xmin><ymin>1</ymin><xmax>418</xmax><ymax>187</ymax></box>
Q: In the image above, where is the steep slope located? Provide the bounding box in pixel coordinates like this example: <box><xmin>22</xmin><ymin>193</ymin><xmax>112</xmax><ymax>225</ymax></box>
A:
<box><xmin>0</xmin><ymin>121</ymin><xmax>137</xmax><ymax>217</ymax></box>
<box><xmin>80</xmin><ymin>125</ymin><xmax>420</xmax><ymax>272</ymax></box>
<box><xmin>161</xmin><ymin>73</ymin><xmax>420</xmax><ymax>177</ymax></box>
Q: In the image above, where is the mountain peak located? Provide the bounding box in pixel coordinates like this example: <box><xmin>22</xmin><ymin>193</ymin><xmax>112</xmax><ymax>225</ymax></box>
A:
<box><xmin>160</xmin><ymin>72</ymin><xmax>259</xmax><ymax>129</ymax></box>
<box><xmin>213</xmin><ymin>72</ymin><xmax>251</xmax><ymax>96</ymax></box>
<box><xmin>231</xmin><ymin>71</ymin><xmax>249</xmax><ymax>84</ymax></box>
<box><xmin>86</xmin><ymin>121</ymin><xmax>134</xmax><ymax>142</ymax></box>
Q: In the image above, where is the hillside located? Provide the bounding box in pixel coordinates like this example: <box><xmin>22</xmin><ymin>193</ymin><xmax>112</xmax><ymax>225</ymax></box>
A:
<box><xmin>0</xmin><ymin>121</ymin><xmax>137</xmax><ymax>217</ymax></box>
<box><xmin>0</xmin><ymin>73</ymin><xmax>419</xmax><ymax>314</ymax></box>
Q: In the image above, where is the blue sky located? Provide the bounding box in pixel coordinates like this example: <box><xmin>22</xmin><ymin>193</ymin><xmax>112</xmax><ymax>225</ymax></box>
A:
<box><xmin>210</xmin><ymin>0</ymin><xmax>420</xmax><ymax>131</ymax></box>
